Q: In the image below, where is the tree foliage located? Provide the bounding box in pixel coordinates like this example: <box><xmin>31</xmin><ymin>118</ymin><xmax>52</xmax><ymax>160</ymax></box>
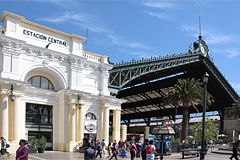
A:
<box><xmin>164</xmin><ymin>78</ymin><xmax>203</xmax><ymax>142</ymax></box>
<box><xmin>226</xmin><ymin>99</ymin><xmax>240</xmax><ymax>119</ymax></box>
<box><xmin>192</xmin><ymin>119</ymin><xmax>218</xmax><ymax>142</ymax></box>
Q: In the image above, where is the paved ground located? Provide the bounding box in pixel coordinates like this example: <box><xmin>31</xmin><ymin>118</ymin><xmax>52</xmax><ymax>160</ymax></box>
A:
<box><xmin>0</xmin><ymin>151</ymin><xmax>232</xmax><ymax>160</ymax></box>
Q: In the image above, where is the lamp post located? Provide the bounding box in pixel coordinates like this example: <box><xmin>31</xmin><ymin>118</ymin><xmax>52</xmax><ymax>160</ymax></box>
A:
<box><xmin>200</xmin><ymin>72</ymin><xmax>209</xmax><ymax>160</ymax></box>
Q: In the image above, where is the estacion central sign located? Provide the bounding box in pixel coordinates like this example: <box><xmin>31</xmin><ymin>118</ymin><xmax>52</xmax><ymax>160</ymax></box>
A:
<box><xmin>23</xmin><ymin>29</ymin><xmax>67</xmax><ymax>47</ymax></box>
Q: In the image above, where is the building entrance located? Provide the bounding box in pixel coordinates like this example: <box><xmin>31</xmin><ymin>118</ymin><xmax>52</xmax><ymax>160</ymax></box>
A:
<box><xmin>26</xmin><ymin>103</ymin><xmax>53</xmax><ymax>150</ymax></box>
<box><xmin>84</xmin><ymin>134</ymin><xmax>97</xmax><ymax>143</ymax></box>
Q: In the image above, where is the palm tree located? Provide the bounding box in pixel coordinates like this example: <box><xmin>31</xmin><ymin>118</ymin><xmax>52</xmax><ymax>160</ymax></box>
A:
<box><xmin>226</xmin><ymin>99</ymin><xmax>240</xmax><ymax>119</ymax></box>
<box><xmin>164</xmin><ymin>78</ymin><xmax>203</xmax><ymax>143</ymax></box>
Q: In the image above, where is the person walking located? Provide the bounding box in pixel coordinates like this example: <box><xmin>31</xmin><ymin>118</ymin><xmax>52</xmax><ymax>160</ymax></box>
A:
<box><xmin>16</xmin><ymin>139</ymin><xmax>29</xmax><ymax>160</ymax></box>
<box><xmin>120</xmin><ymin>140</ymin><xmax>127</xmax><ymax>159</ymax></box>
<box><xmin>146</xmin><ymin>140</ymin><xmax>155</xmax><ymax>160</ymax></box>
<box><xmin>130</xmin><ymin>141</ymin><xmax>138</xmax><ymax>160</ymax></box>
<box><xmin>141</xmin><ymin>139</ymin><xmax>149</xmax><ymax>160</ymax></box>
<box><xmin>106</xmin><ymin>142</ymin><xmax>112</xmax><ymax>160</ymax></box>
<box><xmin>229</xmin><ymin>139</ymin><xmax>240</xmax><ymax>160</ymax></box>
<box><xmin>101</xmin><ymin>139</ymin><xmax>106</xmax><ymax>154</ymax></box>
<box><xmin>96</xmin><ymin>142</ymin><xmax>103</xmax><ymax>159</ymax></box>
<box><xmin>0</xmin><ymin>137</ymin><xmax>7</xmax><ymax>155</ymax></box>
<box><xmin>84</xmin><ymin>142</ymin><xmax>96</xmax><ymax>160</ymax></box>
<box><xmin>110</xmin><ymin>142</ymin><xmax>118</xmax><ymax>160</ymax></box>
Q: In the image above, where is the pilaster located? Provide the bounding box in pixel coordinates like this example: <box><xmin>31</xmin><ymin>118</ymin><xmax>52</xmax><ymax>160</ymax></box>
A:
<box><xmin>121</xmin><ymin>125</ymin><xmax>127</xmax><ymax>141</ymax></box>
<box><xmin>13</xmin><ymin>97</ymin><xmax>26</xmax><ymax>142</ymax></box>
<box><xmin>102</xmin><ymin>107</ymin><xmax>110</xmax><ymax>144</ymax></box>
<box><xmin>0</xmin><ymin>94</ymin><xmax>9</xmax><ymax>140</ymax></box>
<box><xmin>78</xmin><ymin>101</ymin><xmax>85</xmax><ymax>145</ymax></box>
<box><xmin>144</xmin><ymin>126</ymin><xmax>150</xmax><ymax>140</ymax></box>
<box><xmin>112</xmin><ymin>109</ymin><xmax>121</xmax><ymax>142</ymax></box>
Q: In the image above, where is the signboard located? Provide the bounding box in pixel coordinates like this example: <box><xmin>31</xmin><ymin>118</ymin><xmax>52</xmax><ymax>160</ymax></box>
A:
<box><xmin>85</xmin><ymin>123</ymin><xmax>96</xmax><ymax>132</ymax></box>
<box><xmin>163</xmin><ymin>120</ymin><xmax>174</xmax><ymax>127</ymax></box>
<box><xmin>22</xmin><ymin>29</ymin><xmax>67</xmax><ymax>47</ymax></box>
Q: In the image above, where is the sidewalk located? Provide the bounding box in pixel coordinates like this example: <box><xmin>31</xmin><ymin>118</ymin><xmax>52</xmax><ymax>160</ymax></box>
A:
<box><xmin>0</xmin><ymin>151</ymin><xmax>232</xmax><ymax>160</ymax></box>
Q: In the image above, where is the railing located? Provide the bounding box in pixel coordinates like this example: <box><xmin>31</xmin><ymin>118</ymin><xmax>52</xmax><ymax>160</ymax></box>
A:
<box><xmin>83</xmin><ymin>51</ymin><xmax>102</xmax><ymax>62</ymax></box>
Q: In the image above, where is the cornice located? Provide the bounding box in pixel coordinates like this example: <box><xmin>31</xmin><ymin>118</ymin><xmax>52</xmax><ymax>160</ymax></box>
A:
<box><xmin>1</xmin><ymin>11</ymin><xmax>86</xmax><ymax>42</ymax></box>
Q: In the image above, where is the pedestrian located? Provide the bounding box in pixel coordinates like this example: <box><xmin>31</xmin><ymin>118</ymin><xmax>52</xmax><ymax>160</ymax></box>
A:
<box><xmin>101</xmin><ymin>139</ymin><xmax>106</xmax><ymax>154</ymax></box>
<box><xmin>16</xmin><ymin>139</ymin><xmax>29</xmax><ymax>160</ymax></box>
<box><xmin>120</xmin><ymin>140</ymin><xmax>127</xmax><ymax>159</ymax></box>
<box><xmin>106</xmin><ymin>142</ymin><xmax>112</xmax><ymax>160</ymax></box>
<box><xmin>110</xmin><ymin>142</ymin><xmax>118</xmax><ymax>160</ymax></box>
<box><xmin>229</xmin><ymin>139</ymin><xmax>240</xmax><ymax>160</ymax></box>
<box><xmin>84</xmin><ymin>142</ymin><xmax>96</xmax><ymax>160</ymax></box>
<box><xmin>96</xmin><ymin>142</ymin><xmax>102</xmax><ymax>159</ymax></box>
<box><xmin>141</xmin><ymin>139</ymin><xmax>149</xmax><ymax>160</ymax></box>
<box><xmin>146</xmin><ymin>140</ymin><xmax>155</xmax><ymax>160</ymax></box>
<box><xmin>136</xmin><ymin>141</ymin><xmax>141</xmax><ymax>158</ymax></box>
<box><xmin>0</xmin><ymin>137</ymin><xmax>9</xmax><ymax>156</ymax></box>
<box><xmin>130</xmin><ymin>141</ymin><xmax>138</xmax><ymax>160</ymax></box>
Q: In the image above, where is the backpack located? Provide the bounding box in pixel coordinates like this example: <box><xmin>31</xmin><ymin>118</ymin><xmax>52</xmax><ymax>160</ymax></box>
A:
<box><xmin>98</xmin><ymin>145</ymin><xmax>102</xmax><ymax>151</ymax></box>
<box><xmin>146</xmin><ymin>145</ymin><xmax>153</xmax><ymax>154</ymax></box>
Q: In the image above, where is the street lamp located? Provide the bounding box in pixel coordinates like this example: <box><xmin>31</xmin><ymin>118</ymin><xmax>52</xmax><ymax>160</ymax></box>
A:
<box><xmin>200</xmin><ymin>72</ymin><xmax>209</xmax><ymax>160</ymax></box>
<box><xmin>10</xmin><ymin>84</ymin><xmax>16</xmax><ymax>101</ymax></box>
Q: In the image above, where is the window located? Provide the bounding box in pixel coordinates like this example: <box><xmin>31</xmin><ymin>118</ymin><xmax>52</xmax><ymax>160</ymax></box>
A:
<box><xmin>26</xmin><ymin>103</ymin><xmax>53</xmax><ymax>125</ymax></box>
<box><xmin>85</xmin><ymin>112</ymin><xmax>96</xmax><ymax>120</ymax></box>
<box><xmin>28</xmin><ymin>76</ymin><xmax>54</xmax><ymax>91</ymax></box>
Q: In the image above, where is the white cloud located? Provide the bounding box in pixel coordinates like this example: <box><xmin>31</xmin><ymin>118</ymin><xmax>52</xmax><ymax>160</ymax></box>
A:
<box><xmin>39</xmin><ymin>11</ymin><xmax>85</xmax><ymax>23</ymax></box>
<box><xmin>182</xmin><ymin>25</ymin><xmax>237</xmax><ymax>45</ymax></box>
<box><xmin>33</xmin><ymin>0</ymin><xmax>70</xmax><ymax>8</ymax></box>
<box><xmin>222</xmin><ymin>48</ymin><xmax>240</xmax><ymax>58</ymax></box>
<box><xmin>144</xmin><ymin>11</ymin><xmax>171</xmax><ymax>20</ymax></box>
<box><xmin>107</xmin><ymin>34</ymin><xmax>148</xmax><ymax>49</ymax></box>
<box><xmin>143</xmin><ymin>1</ymin><xmax>174</xmax><ymax>9</ymax></box>
<box><xmin>39</xmin><ymin>12</ymin><xmax>111</xmax><ymax>34</ymax></box>
<box><xmin>39</xmin><ymin>12</ymin><xmax>148</xmax><ymax>50</ymax></box>
<box><xmin>129</xmin><ymin>51</ymin><xmax>156</xmax><ymax>58</ymax></box>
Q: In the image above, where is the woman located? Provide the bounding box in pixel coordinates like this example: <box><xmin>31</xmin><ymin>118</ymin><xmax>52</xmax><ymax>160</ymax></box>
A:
<box><xmin>16</xmin><ymin>139</ymin><xmax>29</xmax><ymax>160</ymax></box>
<box><xmin>106</xmin><ymin>142</ymin><xmax>112</xmax><ymax>160</ymax></box>
<box><xmin>120</xmin><ymin>141</ymin><xmax>127</xmax><ymax>159</ymax></box>
<box><xmin>110</xmin><ymin>142</ymin><xmax>118</xmax><ymax>160</ymax></box>
<box><xmin>130</xmin><ymin>141</ymin><xmax>138</xmax><ymax>160</ymax></box>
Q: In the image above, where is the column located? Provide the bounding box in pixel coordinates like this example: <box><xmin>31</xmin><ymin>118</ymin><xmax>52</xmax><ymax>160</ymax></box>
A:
<box><xmin>70</xmin><ymin>103</ymin><xmax>76</xmax><ymax>142</ymax></box>
<box><xmin>102</xmin><ymin>107</ymin><xmax>109</xmax><ymax>144</ymax></box>
<box><xmin>77</xmin><ymin>66</ymin><xmax>84</xmax><ymax>91</ymax></box>
<box><xmin>99</xmin><ymin>69</ymin><xmax>109</xmax><ymax>95</ymax></box>
<box><xmin>79</xmin><ymin>104</ymin><xmax>84</xmax><ymax>144</ymax></box>
<box><xmin>112</xmin><ymin>109</ymin><xmax>121</xmax><ymax>142</ymax></box>
<box><xmin>144</xmin><ymin>126</ymin><xmax>150</xmax><ymax>140</ymax></box>
<box><xmin>97</xmin><ymin>107</ymin><xmax>104</xmax><ymax>141</ymax></box>
<box><xmin>13</xmin><ymin>97</ymin><xmax>26</xmax><ymax>141</ymax></box>
<box><xmin>0</xmin><ymin>94</ymin><xmax>9</xmax><ymax>140</ymax></box>
<box><xmin>121</xmin><ymin>125</ymin><xmax>127</xmax><ymax>141</ymax></box>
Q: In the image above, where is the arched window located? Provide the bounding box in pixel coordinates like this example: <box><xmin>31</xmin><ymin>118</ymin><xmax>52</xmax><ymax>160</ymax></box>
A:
<box><xmin>85</xmin><ymin>112</ymin><xmax>96</xmax><ymax>120</ymax></box>
<box><xmin>28</xmin><ymin>76</ymin><xmax>54</xmax><ymax>91</ymax></box>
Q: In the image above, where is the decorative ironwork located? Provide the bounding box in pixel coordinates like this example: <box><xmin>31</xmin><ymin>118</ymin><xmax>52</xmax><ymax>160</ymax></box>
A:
<box><xmin>109</xmin><ymin>52</ymin><xmax>202</xmax><ymax>89</ymax></box>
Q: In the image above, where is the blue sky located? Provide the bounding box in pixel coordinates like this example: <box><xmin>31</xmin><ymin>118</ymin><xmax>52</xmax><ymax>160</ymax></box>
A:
<box><xmin>0</xmin><ymin>0</ymin><xmax>240</xmax><ymax>95</ymax></box>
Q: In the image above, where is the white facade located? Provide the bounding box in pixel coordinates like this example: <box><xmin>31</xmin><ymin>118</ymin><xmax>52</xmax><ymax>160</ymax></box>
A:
<box><xmin>0</xmin><ymin>11</ymin><xmax>125</xmax><ymax>152</ymax></box>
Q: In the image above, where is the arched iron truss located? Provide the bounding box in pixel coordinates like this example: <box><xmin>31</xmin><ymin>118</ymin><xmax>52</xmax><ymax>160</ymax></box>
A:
<box><xmin>109</xmin><ymin>51</ymin><xmax>239</xmax><ymax>121</ymax></box>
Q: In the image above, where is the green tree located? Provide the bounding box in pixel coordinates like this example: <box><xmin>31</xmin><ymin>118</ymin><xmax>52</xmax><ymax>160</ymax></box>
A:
<box><xmin>192</xmin><ymin>119</ymin><xmax>218</xmax><ymax>142</ymax></box>
<box><xmin>226</xmin><ymin>99</ymin><xmax>240</xmax><ymax>119</ymax></box>
<box><xmin>164</xmin><ymin>78</ymin><xmax>203</xmax><ymax>143</ymax></box>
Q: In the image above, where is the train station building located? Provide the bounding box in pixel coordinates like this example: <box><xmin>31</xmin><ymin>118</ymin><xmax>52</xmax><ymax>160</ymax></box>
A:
<box><xmin>0</xmin><ymin>11</ymin><xmax>126</xmax><ymax>152</ymax></box>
